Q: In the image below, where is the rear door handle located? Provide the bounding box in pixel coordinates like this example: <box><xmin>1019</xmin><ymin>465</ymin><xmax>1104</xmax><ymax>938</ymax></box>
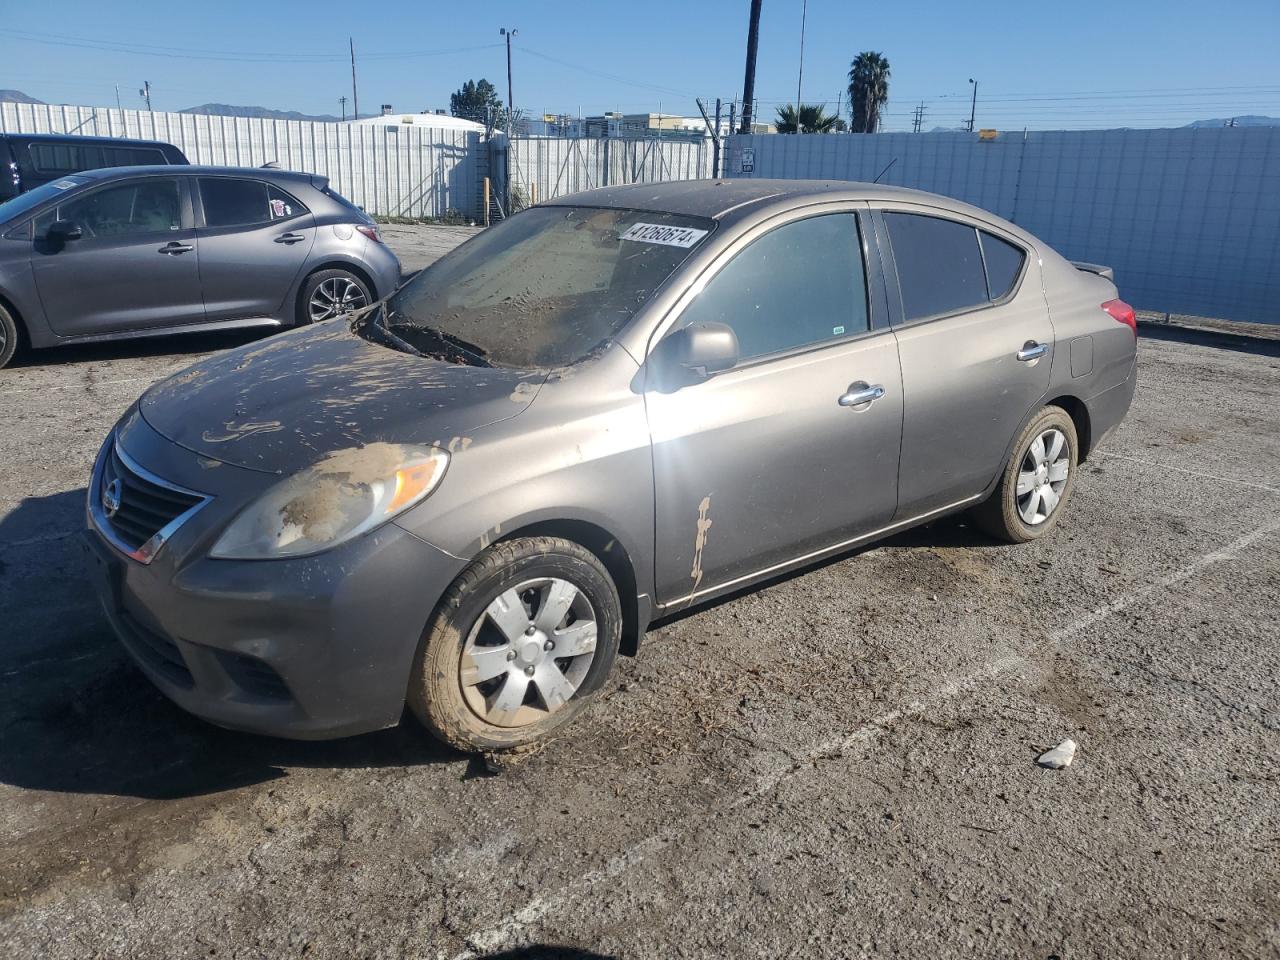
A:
<box><xmin>274</xmin><ymin>232</ymin><xmax>306</xmax><ymax>244</ymax></box>
<box><xmin>1017</xmin><ymin>341</ymin><xmax>1048</xmax><ymax>361</ymax></box>
<box><xmin>158</xmin><ymin>242</ymin><xmax>194</xmax><ymax>255</ymax></box>
<box><xmin>838</xmin><ymin>382</ymin><xmax>886</xmax><ymax>408</ymax></box>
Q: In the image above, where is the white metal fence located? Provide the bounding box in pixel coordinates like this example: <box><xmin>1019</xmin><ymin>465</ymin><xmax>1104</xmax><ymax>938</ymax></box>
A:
<box><xmin>506</xmin><ymin>137</ymin><xmax>713</xmax><ymax>203</ymax></box>
<box><xmin>0</xmin><ymin>102</ymin><xmax>485</xmax><ymax>220</ymax></box>
<box><xmin>727</xmin><ymin>128</ymin><xmax>1280</xmax><ymax>325</ymax></box>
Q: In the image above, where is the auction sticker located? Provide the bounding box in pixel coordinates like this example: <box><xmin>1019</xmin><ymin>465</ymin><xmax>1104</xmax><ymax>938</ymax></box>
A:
<box><xmin>620</xmin><ymin>222</ymin><xmax>709</xmax><ymax>248</ymax></box>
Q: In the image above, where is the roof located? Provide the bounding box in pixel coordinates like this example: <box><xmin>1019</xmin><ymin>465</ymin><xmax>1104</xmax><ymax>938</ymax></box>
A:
<box><xmin>0</xmin><ymin>131</ymin><xmax>177</xmax><ymax>147</ymax></box>
<box><xmin>544</xmin><ymin>178</ymin><xmax>977</xmax><ymax>221</ymax></box>
<box><xmin>350</xmin><ymin>113</ymin><xmax>485</xmax><ymax>134</ymax></box>
<box><xmin>76</xmin><ymin>164</ymin><xmax>318</xmax><ymax>183</ymax></box>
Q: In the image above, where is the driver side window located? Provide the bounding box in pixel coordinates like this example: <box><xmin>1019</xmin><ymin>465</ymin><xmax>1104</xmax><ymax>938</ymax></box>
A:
<box><xmin>678</xmin><ymin>213</ymin><xmax>869</xmax><ymax>362</ymax></box>
<box><xmin>35</xmin><ymin>179</ymin><xmax>184</xmax><ymax>239</ymax></box>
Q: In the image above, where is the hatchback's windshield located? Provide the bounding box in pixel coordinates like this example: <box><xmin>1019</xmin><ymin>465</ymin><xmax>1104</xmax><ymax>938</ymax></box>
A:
<box><xmin>380</xmin><ymin>205</ymin><xmax>714</xmax><ymax>368</ymax></box>
<box><xmin>0</xmin><ymin>176</ymin><xmax>90</xmax><ymax>221</ymax></box>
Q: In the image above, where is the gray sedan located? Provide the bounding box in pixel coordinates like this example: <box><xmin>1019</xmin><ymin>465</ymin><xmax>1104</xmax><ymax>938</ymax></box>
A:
<box><xmin>82</xmin><ymin>180</ymin><xmax>1136</xmax><ymax>752</ymax></box>
<box><xmin>0</xmin><ymin>165</ymin><xmax>401</xmax><ymax>368</ymax></box>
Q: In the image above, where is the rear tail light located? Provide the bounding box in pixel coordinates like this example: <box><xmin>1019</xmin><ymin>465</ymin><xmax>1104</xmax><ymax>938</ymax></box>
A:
<box><xmin>1102</xmin><ymin>298</ymin><xmax>1136</xmax><ymax>336</ymax></box>
<box><xmin>356</xmin><ymin>224</ymin><xmax>382</xmax><ymax>243</ymax></box>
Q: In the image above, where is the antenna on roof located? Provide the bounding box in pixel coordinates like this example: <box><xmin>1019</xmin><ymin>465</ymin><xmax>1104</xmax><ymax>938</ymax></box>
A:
<box><xmin>872</xmin><ymin>157</ymin><xmax>898</xmax><ymax>184</ymax></box>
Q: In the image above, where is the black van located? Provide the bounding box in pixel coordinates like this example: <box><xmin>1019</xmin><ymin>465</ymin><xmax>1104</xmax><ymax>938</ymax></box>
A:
<box><xmin>0</xmin><ymin>133</ymin><xmax>189</xmax><ymax>202</ymax></box>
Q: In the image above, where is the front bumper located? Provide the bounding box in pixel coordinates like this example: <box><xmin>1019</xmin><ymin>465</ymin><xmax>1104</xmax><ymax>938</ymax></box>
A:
<box><xmin>83</xmin><ymin>420</ymin><xmax>467</xmax><ymax>740</ymax></box>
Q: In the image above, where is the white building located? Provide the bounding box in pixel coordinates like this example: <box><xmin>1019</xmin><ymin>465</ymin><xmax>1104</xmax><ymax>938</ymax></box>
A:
<box><xmin>351</xmin><ymin>107</ymin><xmax>485</xmax><ymax>135</ymax></box>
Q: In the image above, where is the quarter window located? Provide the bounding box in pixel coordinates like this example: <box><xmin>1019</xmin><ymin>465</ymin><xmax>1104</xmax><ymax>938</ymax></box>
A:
<box><xmin>678</xmin><ymin>213</ymin><xmax>869</xmax><ymax>361</ymax></box>
<box><xmin>980</xmin><ymin>230</ymin><xmax>1026</xmax><ymax>300</ymax></box>
<box><xmin>885</xmin><ymin>213</ymin><xmax>988</xmax><ymax>322</ymax></box>
<box><xmin>200</xmin><ymin>179</ymin><xmax>308</xmax><ymax>227</ymax></box>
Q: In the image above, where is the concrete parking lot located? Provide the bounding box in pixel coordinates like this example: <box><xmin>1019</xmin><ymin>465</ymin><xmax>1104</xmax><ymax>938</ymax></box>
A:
<box><xmin>1</xmin><ymin>226</ymin><xmax>1277</xmax><ymax>959</ymax></box>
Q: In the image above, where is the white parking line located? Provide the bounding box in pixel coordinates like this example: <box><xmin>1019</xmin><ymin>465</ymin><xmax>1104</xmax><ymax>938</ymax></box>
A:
<box><xmin>446</xmin><ymin>516</ymin><xmax>1280</xmax><ymax>958</ymax></box>
<box><xmin>1100</xmin><ymin>452</ymin><xmax>1280</xmax><ymax>495</ymax></box>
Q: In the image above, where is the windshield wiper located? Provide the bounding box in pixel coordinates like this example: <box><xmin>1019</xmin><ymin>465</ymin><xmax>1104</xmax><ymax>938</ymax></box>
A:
<box><xmin>351</xmin><ymin>304</ymin><xmax>425</xmax><ymax>358</ymax></box>
<box><xmin>386</xmin><ymin>317</ymin><xmax>492</xmax><ymax>368</ymax></box>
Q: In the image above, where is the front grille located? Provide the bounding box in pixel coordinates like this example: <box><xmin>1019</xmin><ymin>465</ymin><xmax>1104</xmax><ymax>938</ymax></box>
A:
<box><xmin>117</xmin><ymin>609</ymin><xmax>195</xmax><ymax>688</ymax></box>
<box><xmin>100</xmin><ymin>445</ymin><xmax>204</xmax><ymax>553</ymax></box>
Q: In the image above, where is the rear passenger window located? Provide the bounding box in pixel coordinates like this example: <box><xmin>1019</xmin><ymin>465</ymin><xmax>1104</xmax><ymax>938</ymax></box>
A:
<box><xmin>200</xmin><ymin>178</ymin><xmax>306</xmax><ymax>227</ymax></box>
<box><xmin>678</xmin><ymin>213</ymin><xmax>869</xmax><ymax>361</ymax></box>
<box><xmin>885</xmin><ymin>213</ymin><xmax>988</xmax><ymax>321</ymax></box>
<box><xmin>980</xmin><ymin>231</ymin><xmax>1025</xmax><ymax>300</ymax></box>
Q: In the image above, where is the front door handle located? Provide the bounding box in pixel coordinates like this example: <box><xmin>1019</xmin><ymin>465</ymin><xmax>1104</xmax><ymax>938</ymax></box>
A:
<box><xmin>158</xmin><ymin>242</ymin><xmax>194</xmax><ymax>255</ymax></box>
<box><xmin>1017</xmin><ymin>341</ymin><xmax>1049</xmax><ymax>362</ymax></box>
<box><xmin>838</xmin><ymin>382</ymin><xmax>886</xmax><ymax>408</ymax></box>
<box><xmin>274</xmin><ymin>232</ymin><xmax>306</xmax><ymax>244</ymax></box>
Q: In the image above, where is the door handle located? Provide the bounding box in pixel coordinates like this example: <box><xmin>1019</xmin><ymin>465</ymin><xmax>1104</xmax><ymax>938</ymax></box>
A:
<box><xmin>838</xmin><ymin>382</ymin><xmax>886</xmax><ymax>407</ymax></box>
<box><xmin>158</xmin><ymin>242</ymin><xmax>194</xmax><ymax>255</ymax></box>
<box><xmin>1017</xmin><ymin>341</ymin><xmax>1048</xmax><ymax>362</ymax></box>
<box><xmin>274</xmin><ymin>233</ymin><xmax>306</xmax><ymax>244</ymax></box>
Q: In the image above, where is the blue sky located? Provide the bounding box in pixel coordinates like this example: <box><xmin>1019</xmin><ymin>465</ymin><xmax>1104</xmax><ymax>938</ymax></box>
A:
<box><xmin>3</xmin><ymin>0</ymin><xmax>1278</xmax><ymax>130</ymax></box>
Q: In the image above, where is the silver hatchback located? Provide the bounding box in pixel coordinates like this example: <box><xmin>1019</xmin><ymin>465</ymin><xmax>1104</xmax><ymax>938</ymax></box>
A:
<box><xmin>0</xmin><ymin>165</ymin><xmax>401</xmax><ymax>368</ymax></box>
<box><xmin>83</xmin><ymin>180</ymin><xmax>1136</xmax><ymax>752</ymax></box>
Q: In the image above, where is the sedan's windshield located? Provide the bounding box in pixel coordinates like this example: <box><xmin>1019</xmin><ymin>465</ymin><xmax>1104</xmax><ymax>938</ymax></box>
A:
<box><xmin>0</xmin><ymin>176</ymin><xmax>90</xmax><ymax>222</ymax></box>
<box><xmin>379</xmin><ymin>205</ymin><xmax>714</xmax><ymax>368</ymax></box>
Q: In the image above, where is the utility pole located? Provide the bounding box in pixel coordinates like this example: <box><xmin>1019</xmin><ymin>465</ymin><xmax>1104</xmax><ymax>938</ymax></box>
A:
<box><xmin>339</xmin><ymin>95</ymin><xmax>348</xmax><ymax>122</ymax></box>
<box><xmin>349</xmin><ymin>38</ymin><xmax>359</xmax><ymax>121</ymax></box>
<box><xmin>114</xmin><ymin>84</ymin><xmax>122</xmax><ymax>113</ymax></box>
<box><xmin>912</xmin><ymin>101</ymin><xmax>926</xmax><ymax>133</ymax></box>
<box><xmin>138</xmin><ymin>80</ymin><xmax>152</xmax><ymax>112</ymax></box>
<box><xmin>793</xmin><ymin>0</ymin><xmax>807</xmax><ymax>134</ymax></box>
<box><xmin>967</xmin><ymin>78</ymin><xmax>978</xmax><ymax>132</ymax></box>
<box><xmin>500</xmin><ymin>27</ymin><xmax>517</xmax><ymax>136</ymax></box>
<box><xmin>739</xmin><ymin>0</ymin><xmax>763</xmax><ymax>134</ymax></box>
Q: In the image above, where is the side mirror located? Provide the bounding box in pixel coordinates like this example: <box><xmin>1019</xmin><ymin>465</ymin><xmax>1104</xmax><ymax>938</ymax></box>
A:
<box><xmin>47</xmin><ymin>220</ymin><xmax>83</xmax><ymax>243</ymax></box>
<box><xmin>662</xmin><ymin>322</ymin><xmax>739</xmax><ymax>378</ymax></box>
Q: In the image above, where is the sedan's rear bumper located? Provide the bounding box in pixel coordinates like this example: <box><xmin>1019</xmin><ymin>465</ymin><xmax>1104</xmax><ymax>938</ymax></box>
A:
<box><xmin>82</xmin><ymin>518</ymin><xmax>466</xmax><ymax>740</ymax></box>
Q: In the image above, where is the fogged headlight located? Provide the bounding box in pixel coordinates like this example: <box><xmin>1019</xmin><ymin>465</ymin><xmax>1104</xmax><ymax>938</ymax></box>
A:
<box><xmin>210</xmin><ymin>443</ymin><xmax>449</xmax><ymax>560</ymax></box>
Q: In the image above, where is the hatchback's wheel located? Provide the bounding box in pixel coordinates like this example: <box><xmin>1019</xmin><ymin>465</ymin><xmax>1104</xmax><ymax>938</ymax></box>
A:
<box><xmin>409</xmin><ymin>537</ymin><xmax>622</xmax><ymax>752</ymax></box>
<box><xmin>973</xmin><ymin>405</ymin><xmax>1079</xmax><ymax>543</ymax></box>
<box><xmin>0</xmin><ymin>302</ymin><xmax>20</xmax><ymax>369</ymax></box>
<box><xmin>299</xmin><ymin>269</ymin><xmax>371</xmax><ymax>325</ymax></box>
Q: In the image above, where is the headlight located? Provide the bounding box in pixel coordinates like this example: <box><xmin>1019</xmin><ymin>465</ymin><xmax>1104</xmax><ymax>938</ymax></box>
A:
<box><xmin>210</xmin><ymin>442</ymin><xmax>449</xmax><ymax>559</ymax></box>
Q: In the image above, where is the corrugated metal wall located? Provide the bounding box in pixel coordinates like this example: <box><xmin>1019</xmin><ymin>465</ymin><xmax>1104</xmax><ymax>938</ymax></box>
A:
<box><xmin>727</xmin><ymin>128</ymin><xmax>1280</xmax><ymax>324</ymax></box>
<box><xmin>0</xmin><ymin>102</ymin><xmax>484</xmax><ymax>220</ymax></box>
<box><xmin>508</xmin><ymin>137</ymin><xmax>713</xmax><ymax>202</ymax></box>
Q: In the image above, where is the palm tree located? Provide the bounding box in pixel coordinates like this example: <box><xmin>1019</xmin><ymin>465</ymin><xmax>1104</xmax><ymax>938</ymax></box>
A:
<box><xmin>774</xmin><ymin>103</ymin><xmax>842</xmax><ymax>134</ymax></box>
<box><xmin>848</xmin><ymin>52</ymin><xmax>891</xmax><ymax>133</ymax></box>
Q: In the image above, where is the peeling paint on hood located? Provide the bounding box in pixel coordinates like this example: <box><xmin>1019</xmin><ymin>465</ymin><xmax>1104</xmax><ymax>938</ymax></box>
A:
<box><xmin>139</xmin><ymin>323</ymin><xmax>546</xmax><ymax>474</ymax></box>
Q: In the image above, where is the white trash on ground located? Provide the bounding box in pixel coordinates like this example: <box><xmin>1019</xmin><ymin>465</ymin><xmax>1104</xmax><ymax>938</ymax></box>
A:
<box><xmin>1037</xmin><ymin>739</ymin><xmax>1077</xmax><ymax>769</ymax></box>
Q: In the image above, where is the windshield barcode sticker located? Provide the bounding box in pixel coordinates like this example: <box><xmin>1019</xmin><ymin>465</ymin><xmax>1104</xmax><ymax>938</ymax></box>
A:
<box><xmin>619</xmin><ymin>223</ymin><xmax>709</xmax><ymax>248</ymax></box>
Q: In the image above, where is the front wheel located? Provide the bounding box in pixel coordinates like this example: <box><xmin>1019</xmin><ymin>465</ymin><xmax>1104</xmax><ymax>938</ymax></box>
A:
<box><xmin>972</xmin><ymin>405</ymin><xmax>1079</xmax><ymax>543</ymax></box>
<box><xmin>408</xmin><ymin>537</ymin><xmax>622</xmax><ymax>752</ymax></box>
<box><xmin>0</xmin><ymin>302</ymin><xmax>20</xmax><ymax>369</ymax></box>
<box><xmin>298</xmin><ymin>269</ymin><xmax>371</xmax><ymax>325</ymax></box>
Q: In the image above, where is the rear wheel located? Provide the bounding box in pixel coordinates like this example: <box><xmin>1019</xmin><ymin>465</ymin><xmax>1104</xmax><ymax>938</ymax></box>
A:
<box><xmin>0</xmin><ymin>302</ymin><xmax>20</xmax><ymax>369</ymax></box>
<box><xmin>973</xmin><ymin>405</ymin><xmax>1078</xmax><ymax>543</ymax></box>
<box><xmin>408</xmin><ymin>537</ymin><xmax>622</xmax><ymax>752</ymax></box>
<box><xmin>298</xmin><ymin>269</ymin><xmax>371</xmax><ymax>325</ymax></box>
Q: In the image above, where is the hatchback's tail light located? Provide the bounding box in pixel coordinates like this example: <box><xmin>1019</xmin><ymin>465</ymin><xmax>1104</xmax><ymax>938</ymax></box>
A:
<box><xmin>356</xmin><ymin>224</ymin><xmax>382</xmax><ymax>243</ymax></box>
<box><xmin>1102</xmin><ymin>298</ymin><xmax>1136</xmax><ymax>336</ymax></box>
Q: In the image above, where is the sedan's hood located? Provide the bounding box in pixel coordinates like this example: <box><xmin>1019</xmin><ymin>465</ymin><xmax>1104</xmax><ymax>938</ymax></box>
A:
<box><xmin>139</xmin><ymin>321</ymin><xmax>546</xmax><ymax>474</ymax></box>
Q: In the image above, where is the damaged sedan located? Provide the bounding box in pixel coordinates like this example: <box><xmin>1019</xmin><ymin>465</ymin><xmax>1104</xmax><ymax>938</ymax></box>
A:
<box><xmin>83</xmin><ymin>180</ymin><xmax>1137</xmax><ymax>751</ymax></box>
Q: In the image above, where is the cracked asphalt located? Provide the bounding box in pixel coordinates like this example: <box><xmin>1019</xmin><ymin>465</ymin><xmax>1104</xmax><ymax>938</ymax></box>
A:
<box><xmin>1</xmin><ymin>226</ymin><xmax>1277</xmax><ymax>959</ymax></box>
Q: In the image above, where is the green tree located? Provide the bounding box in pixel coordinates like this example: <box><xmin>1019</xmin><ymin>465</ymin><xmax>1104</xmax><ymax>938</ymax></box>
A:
<box><xmin>848</xmin><ymin>52</ymin><xmax>891</xmax><ymax>133</ymax></box>
<box><xmin>450</xmin><ymin>79</ymin><xmax>503</xmax><ymax>125</ymax></box>
<box><xmin>774</xmin><ymin>103</ymin><xmax>842</xmax><ymax>134</ymax></box>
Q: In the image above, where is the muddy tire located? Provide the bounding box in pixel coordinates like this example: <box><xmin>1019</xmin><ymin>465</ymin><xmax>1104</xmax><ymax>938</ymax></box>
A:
<box><xmin>297</xmin><ymin>269</ymin><xmax>371</xmax><ymax>325</ymax></box>
<box><xmin>408</xmin><ymin>536</ymin><xmax>621</xmax><ymax>753</ymax></box>
<box><xmin>972</xmin><ymin>405</ymin><xmax>1079</xmax><ymax>544</ymax></box>
<box><xmin>0</xmin><ymin>301</ymin><xmax>20</xmax><ymax>369</ymax></box>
